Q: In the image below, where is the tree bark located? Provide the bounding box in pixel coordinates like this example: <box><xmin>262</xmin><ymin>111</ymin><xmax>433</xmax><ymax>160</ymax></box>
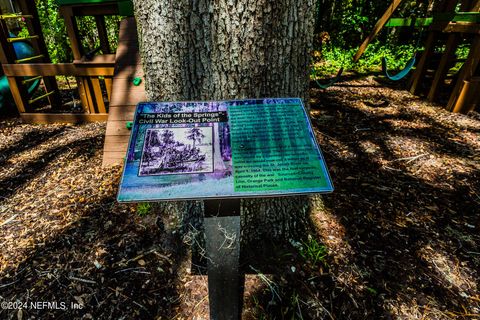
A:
<box><xmin>133</xmin><ymin>0</ymin><xmax>318</xmax><ymax>243</ymax></box>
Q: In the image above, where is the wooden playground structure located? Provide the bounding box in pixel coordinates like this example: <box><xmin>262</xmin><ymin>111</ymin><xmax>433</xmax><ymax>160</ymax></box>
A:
<box><xmin>0</xmin><ymin>0</ymin><xmax>136</xmax><ymax>123</ymax></box>
<box><xmin>357</xmin><ymin>0</ymin><xmax>480</xmax><ymax>113</ymax></box>
<box><xmin>0</xmin><ymin>0</ymin><xmax>478</xmax><ymax>130</ymax></box>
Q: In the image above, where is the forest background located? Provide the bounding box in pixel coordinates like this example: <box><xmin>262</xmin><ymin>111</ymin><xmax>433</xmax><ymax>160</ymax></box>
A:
<box><xmin>6</xmin><ymin>0</ymin><xmax>471</xmax><ymax>79</ymax></box>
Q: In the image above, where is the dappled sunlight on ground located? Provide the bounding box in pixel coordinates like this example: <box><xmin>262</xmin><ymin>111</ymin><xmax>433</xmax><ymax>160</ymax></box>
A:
<box><xmin>305</xmin><ymin>76</ymin><xmax>479</xmax><ymax>319</ymax></box>
<box><xmin>0</xmin><ymin>75</ymin><xmax>478</xmax><ymax>319</ymax></box>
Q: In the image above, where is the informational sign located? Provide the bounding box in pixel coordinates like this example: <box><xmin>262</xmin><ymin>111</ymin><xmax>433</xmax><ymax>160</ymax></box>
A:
<box><xmin>117</xmin><ymin>98</ymin><xmax>333</xmax><ymax>201</ymax></box>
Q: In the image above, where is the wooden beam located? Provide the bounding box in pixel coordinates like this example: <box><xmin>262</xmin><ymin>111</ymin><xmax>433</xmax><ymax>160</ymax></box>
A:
<box><xmin>430</xmin><ymin>22</ymin><xmax>480</xmax><ymax>34</ymax></box>
<box><xmin>83</xmin><ymin>77</ymin><xmax>96</xmax><ymax>114</ymax></box>
<box><xmin>442</xmin><ymin>22</ymin><xmax>480</xmax><ymax>34</ymax></box>
<box><xmin>447</xmin><ymin>35</ymin><xmax>480</xmax><ymax>110</ymax></box>
<box><xmin>20</xmin><ymin>113</ymin><xmax>108</xmax><ymax>124</ymax></box>
<box><xmin>95</xmin><ymin>15</ymin><xmax>111</xmax><ymax>54</ymax></box>
<box><xmin>103</xmin><ymin>135</ymin><xmax>129</xmax><ymax>152</ymax></box>
<box><xmin>452</xmin><ymin>79</ymin><xmax>480</xmax><ymax>113</ymax></box>
<box><xmin>102</xmin><ymin>152</ymin><xmax>126</xmax><ymax>166</ymax></box>
<box><xmin>385</xmin><ymin>17</ymin><xmax>433</xmax><ymax>27</ymax></box>
<box><xmin>107</xmin><ymin>105</ymin><xmax>136</xmax><ymax>121</ymax></box>
<box><xmin>6</xmin><ymin>76</ymin><xmax>28</xmax><ymax>113</ymax></box>
<box><xmin>70</xmin><ymin>3</ymin><xmax>119</xmax><ymax>16</ymax></box>
<box><xmin>353</xmin><ymin>0</ymin><xmax>405</xmax><ymax>62</ymax></box>
<box><xmin>90</xmin><ymin>77</ymin><xmax>107</xmax><ymax>113</ymax></box>
<box><xmin>106</xmin><ymin>120</ymin><xmax>131</xmax><ymax>136</ymax></box>
<box><xmin>73</xmin><ymin>54</ymin><xmax>115</xmax><ymax>65</ymax></box>
<box><xmin>409</xmin><ymin>32</ymin><xmax>437</xmax><ymax>95</ymax></box>
<box><xmin>426</xmin><ymin>0</ymin><xmax>475</xmax><ymax>100</ymax></box>
<box><xmin>2</xmin><ymin>63</ymin><xmax>114</xmax><ymax>76</ymax></box>
<box><xmin>59</xmin><ymin>6</ymin><xmax>83</xmax><ymax>60</ymax></box>
<box><xmin>76</xmin><ymin>76</ymin><xmax>91</xmax><ymax>113</ymax></box>
<box><xmin>427</xmin><ymin>34</ymin><xmax>459</xmax><ymax>101</ymax></box>
<box><xmin>104</xmin><ymin>77</ymin><xmax>113</xmax><ymax>102</ymax></box>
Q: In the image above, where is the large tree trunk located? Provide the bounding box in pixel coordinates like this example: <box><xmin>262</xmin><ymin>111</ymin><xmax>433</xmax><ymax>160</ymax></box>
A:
<box><xmin>133</xmin><ymin>0</ymin><xmax>318</xmax><ymax>243</ymax></box>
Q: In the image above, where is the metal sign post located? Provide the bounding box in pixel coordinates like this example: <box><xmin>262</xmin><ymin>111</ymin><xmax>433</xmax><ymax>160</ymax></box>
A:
<box><xmin>204</xmin><ymin>199</ymin><xmax>242</xmax><ymax>320</ymax></box>
<box><xmin>117</xmin><ymin>98</ymin><xmax>334</xmax><ymax>319</ymax></box>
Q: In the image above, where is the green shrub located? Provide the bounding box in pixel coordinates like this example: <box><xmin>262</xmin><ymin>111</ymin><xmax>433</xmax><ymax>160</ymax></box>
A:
<box><xmin>312</xmin><ymin>41</ymin><xmax>417</xmax><ymax>77</ymax></box>
<box><xmin>136</xmin><ymin>203</ymin><xmax>152</xmax><ymax>216</ymax></box>
<box><xmin>299</xmin><ymin>236</ymin><xmax>328</xmax><ymax>267</ymax></box>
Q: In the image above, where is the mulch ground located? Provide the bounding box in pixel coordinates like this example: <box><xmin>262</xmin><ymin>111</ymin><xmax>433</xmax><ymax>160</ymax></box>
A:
<box><xmin>0</xmin><ymin>76</ymin><xmax>479</xmax><ymax>319</ymax></box>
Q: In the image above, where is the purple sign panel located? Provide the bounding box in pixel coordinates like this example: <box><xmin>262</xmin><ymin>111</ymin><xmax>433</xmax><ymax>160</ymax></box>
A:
<box><xmin>117</xmin><ymin>98</ymin><xmax>333</xmax><ymax>201</ymax></box>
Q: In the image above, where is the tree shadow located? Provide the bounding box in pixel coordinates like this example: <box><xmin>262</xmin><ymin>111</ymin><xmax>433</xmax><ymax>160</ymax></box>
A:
<box><xmin>0</xmin><ymin>196</ymin><xmax>191</xmax><ymax>319</ymax></box>
<box><xmin>0</xmin><ymin>132</ymin><xmax>99</xmax><ymax>200</ymax></box>
<box><xmin>0</xmin><ymin>126</ymin><xmax>192</xmax><ymax>319</ymax></box>
<box><xmin>244</xmin><ymin>83</ymin><xmax>479</xmax><ymax>319</ymax></box>
<box><xmin>0</xmin><ymin>124</ymin><xmax>66</xmax><ymax>167</ymax></box>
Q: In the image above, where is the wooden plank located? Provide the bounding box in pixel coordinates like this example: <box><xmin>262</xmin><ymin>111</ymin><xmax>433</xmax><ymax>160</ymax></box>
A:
<box><xmin>76</xmin><ymin>76</ymin><xmax>90</xmax><ymax>113</ymax></box>
<box><xmin>110</xmin><ymin>89</ymin><xmax>146</xmax><ymax>106</ymax></box>
<box><xmin>427</xmin><ymin>34</ymin><xmax>459</xmax><ymax>101</ymax></box>
<box><xmin>95</xmin><ymin>15</ymin><xmax>111</xmax><ymax>54</ymax></box>
<box><xmin>386</xmin><ymin>17</ymin><xmax>433</xmax><ymax>27</ymax></box>
<box><xmin>104</xmin><ymin>77</ymin><xmax>113</xmax><ymax>101</ymax></box>
<box><xmin>108</xmin><ymin>105</ymin><xmax>136</xmax><ymax>121</ymax></box>
<box><xmin>111</xmin><ymin>76</ymin><xmax>145</xmax><ymax>93</ymax></box>
<box><xmin>59</xmin><ymin>6</ymin><xmax>83</xmax><ymax>60</ymax></box>
<box><xmin>110</xmin><ymin>64</ymin><xmax>145</xmax><ymax>106</ymax></box>
<box><xmin>71</xmin><ymin>3</ymin><xmax>119</xmax><ymax>16</ymax></box>
<box><xmin>117</xmin><ymin>38</ymin><xmax>139</xmax><ymax>48</ymax></box>
<box><xmin>115</xmin><ymin>48</ymin><xmax>141</xmax><ymax>66</ymax></box>
<box><xmin>73</xmin><ymin>54</ymin><xmax>115</xmax><ymax>65</ymax></box>
<box><xmin>103</xmin><ymin>135</ymin><xmax>130</xmax><ymax>151</ymax></box>
<box><xmin>82</xmin><ymin>77</ymin><xmax>96</xmax><ymax>114</ymax></box>
<box><xmin>0</xmin><ymin>12</ymin><xmax>31</xmax><ymax>112</ymax></box>
<box><xmin>409</xmin><ymin>32</ymin><xmax>437</xmax><ymax>95</ymax></box>
<box><xmin>353</xmin><ymin>0</ymin><xmax>405</xmax><ymax>62</ymax></box>
<box><xmin>106</xmin><ymin>120</ymin><xmax>131</xmax><ymax>136</ymax></box>
<box><xmin>452</xmin><ymin>79</ymin><xmax>480</xmax><ymax>113</ymax></box>
<box><xmin>119</xmin><ymin>17</ymin><xmax>137</xmax><ymax>33</ymax></box>
<box><xmin>6</xmin><ymin>76</ymin><xmax>28</xmax><ymax>113</ymax></box>
<box><xmin>105</xmin><ymin>120</ymin><xmax>130</xmax><ymax>136</ymax></box>
<box><xmin>442</xmin><ymin>22</ymin><xmax>480</xmax><ymax>33</ymax></box>
<box><xmin>0</xmin><ymin>17</ymin><xmax>16</xmax><ymax>64</ymax></box>
<box><xmin>447</xmin><ymin>35</ymin><xmax>480</xmax><ymax>110</ymax></box>
<box><xmin>102</xmin><ymin>154</ymin><xmax>125</xmax><ymax>166</ymax></box>
<box><xmin>2</xmin><ymin>63</ymin><xmax>114</xmax><ymax>76</ymax></box>
<box><xmin>90</xmin><ymin>76</ymin><xmax>107</xmax><ymax>113</ymax></box>
<box><xmin>103</xmin><ymin>17</ymin><xmax>144</xmax><ymax>167</ymax></box>
<box><xmin>102</xmin><ymin>151</ymin><xmax>127</xmax><ymax>159</ymax></box>
<box><xmin>113</xmin><ymin>65</ymin><xmax>144</xmax><ymax>79</ymax></box>
<box><xmin>20</xmin><ymin>113</ymin><xmax>108</xmax><ymax>124</ymax></box>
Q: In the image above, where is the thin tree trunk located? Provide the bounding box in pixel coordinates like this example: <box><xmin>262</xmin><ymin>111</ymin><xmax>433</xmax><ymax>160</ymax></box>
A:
<box><xmin>133</xmin><ymin>0</ymin><xmax>320</xmax><ymax>242</ymax></box>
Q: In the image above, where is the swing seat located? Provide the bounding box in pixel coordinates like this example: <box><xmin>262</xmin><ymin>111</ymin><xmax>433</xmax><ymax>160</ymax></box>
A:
<box><xmin>381</xmin><ymin>55</ymin><xmax>416</xmax><ymax>81</ymax></box>
<box><xmin>314</xmin><ymin>67</ymin><xmax>344</xmax><ymax>89</ymax></box>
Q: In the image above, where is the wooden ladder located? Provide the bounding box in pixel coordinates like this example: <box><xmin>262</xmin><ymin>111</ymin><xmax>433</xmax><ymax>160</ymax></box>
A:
<box><xmin>0</xmin><ymin>0</ymin><xmax>61</xmax><ymax>112</ymax></box>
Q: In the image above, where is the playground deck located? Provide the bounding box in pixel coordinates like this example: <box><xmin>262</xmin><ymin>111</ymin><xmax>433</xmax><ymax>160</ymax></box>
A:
<box><xmin>102</xmin><ymin>17</ymin><xmax>145</xmax><ymax>166</ymax></box>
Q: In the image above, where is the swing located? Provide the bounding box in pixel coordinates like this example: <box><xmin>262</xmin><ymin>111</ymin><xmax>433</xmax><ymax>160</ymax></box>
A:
<box><xmin>313</xmin><ymin>67</ymin><xmax>344</xmax><ymax>89</ymax></box>
<box><xmin>381</xmin><ymin>54</ymin><xmax>416</xmax><ymax>81</ymax></box>
<box><xmin>381</xmin><ymin>15</ymin><xmax>425</xmax><ymax>81</ymax></box>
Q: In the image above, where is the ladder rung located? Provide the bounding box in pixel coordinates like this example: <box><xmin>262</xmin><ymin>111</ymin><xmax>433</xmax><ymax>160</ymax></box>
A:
<box><xmin>22</xmin><ymin>75</ymin><xmax>42</xmax><ymax>84</ymax></box>
<box><xmin>0</xmin><ymin>14</ymin><xmax>33</xmax><ymax>20</ymax></box>
<box><xmin>28</xmin><ymin>90</ymin><xmax>56</xmax><ymax>104</ymax></box>
<box><xmin>7</xmin><ymin>35</ymin><xmax>39</xmax><ymax>43</ymax></box>
<box><xmin>15</xmin><ymin>54</ymin><xmax>44</xmax><ymax>63</ymax></box>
